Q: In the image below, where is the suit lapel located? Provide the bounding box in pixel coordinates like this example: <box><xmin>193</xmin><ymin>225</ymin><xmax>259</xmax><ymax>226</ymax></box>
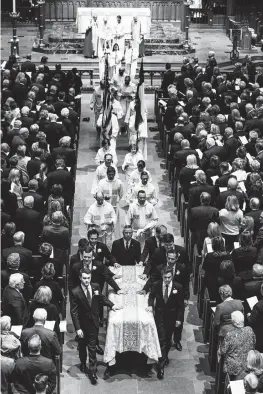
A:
<box><xmin>78</xmin><ymin>286</ymin><xmax>91</xmax><ymax>309</ymax></box>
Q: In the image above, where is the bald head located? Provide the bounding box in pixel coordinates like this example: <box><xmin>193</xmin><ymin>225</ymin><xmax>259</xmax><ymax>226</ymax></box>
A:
<box><xmin>28</xmin><ymin>334</ymin><xmax>41</xmax><ymax>354</ymax></box>
<box><xmin>24</xmin><ymin>196</ymin><xmax>34</xmax><ymax>208</ymax></box>
<box><xmin>227</xmin><ymin>177</ymin><xmax>238</xmax><ymax>190</ymax></box>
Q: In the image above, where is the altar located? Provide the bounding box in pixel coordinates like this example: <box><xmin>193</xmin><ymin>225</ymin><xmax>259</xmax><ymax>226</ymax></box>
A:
<box><xmin>76</xmin><ymin>7</ymin><xmax>151</xmax><ymax>35</ymax></box>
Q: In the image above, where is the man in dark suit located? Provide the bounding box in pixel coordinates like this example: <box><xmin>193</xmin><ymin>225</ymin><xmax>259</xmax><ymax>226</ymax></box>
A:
<box><xmin>1</xmin><ymin>253</ymin><xmax>33</xmax><ymax>302</ymax></box>
<box><xmin>245</xmin><ymin>130</ymin><xmax>258</xmax><ymax>158</ymax></box>
<box><xmin>68</xmin><ymin>246</ymin><xmax>121</xmax><ymax>295</ymax></box>
<box><xmin>161</xmin><ymin>63</ymin><xmax>175</xmax><ymax>98</ymax></box>
<box><xmin>44</xmin><ymin>113</ymin><xmax>69</xmax><ymax>151</ymax></box>
<box><xmin>245</xmin><ymin>197</ymin><xmax>262</xmax><ymax>239</ymax></box>
<box><xmin>13</xmin><ymin>77</ymin><xmax>28</xmax><ymax>108</ymax></box>
<box><xmin>215</xmin><ymin>161</ymin><xmax>233</xmax><ymax>189</ymax></box>
<box><xmin>188</xmin><ymin>192</ymin><xmax>219</xmax><ymax>253</ymax></box>
<box><xmin>51</xmin><ymin>136</ymin><xmax>76</xmax><ymax>168</ymax></box>
<box><xmin>70</xmin><ymin>238</ymin><xmax>89</xmax><ymax>267</ymax></box>
<box><xmin>45</xmin><ymin>157</ymin><xmax>74</xmax><ymax>205</ymax></box>
<box><xmin>15</xmin><ymin>196</ymin><xmax>41</xmax><ymax>253</ymax></box>
<box><xmin>244</xmin><ymin>264</ymin><xmax>263</xmax><ymax>299</ymax></box>
<box><xmin>169</xmin><ymin>117</ymin><xmax>193</xmax><ymax>144</ymax></box>
<box><xmin>201</xmin><ymin>137</ymin><xmax>226</xmax><ymax>170</ymax></box>
<box><xmin>188</xmin><ymin>170</ymin><xmax>216</xmax><ymax>211</ymax></box>
<box><xmin>2</xmin><ymin>231</ymin><xmax>33</xmax><ymax>273</ymax></box>
<box><xmin>41</xmin><ymin>211</ymin><xmax>70</xmax><ymax>251</ymax></box>
<box><xmin>21</xmin><ymin>106</ymin><xmax>34</xmax><ymax>129</ymax></box>
<box><xmin>11</xmin><ymin>334</ymin><xmax>56</xmax><ymax>394</ymax></box>
<box><xmin>87</xmin><ymin>229</ymin><xmax>117</xmax><ymax>267</ymax></box>
<box><xmin>216</xmin><ymin>177</ymin><xmax>244</xmax><ymax>210</ymax></box>
<box><xmin>26</xmin><ymin>148</ymin><xmax>42</xmax><ymax>179</ymax></box>
<box><xmin>111</xmin><ymin>225</ymin><xmax>141</xmax><ymax>266</ymax></box>
<box><xmin>147</xmin><ymin>267</ymin><xmax>184</xmax><ymax>379</ymax></box>
<box><xmin>21</xmin><ymin>55</ymin><xmax>37</xmax><ymax>73</ymax></box>
<box><xmin>140</xmin><ymin>225</ymin><xmax>167</xmax><ymax>265</ymax></box>
<box><xmin>53</xmin><ymin>91</ymin><xmax>69</xmax><ymax>116</ymax></box>
<box><xmin>173</xmin><ymin>139</ymin><xmax>199</xmax><ymax>178</ymax></box>
<box><xmin>224</xmin><ymin>127</ymin><xmax>240</xmax><ymax>163</ymax></box>
<box><xmin>2</xmin><ymin>273</ymin><xmax>29</xmax><ymax>326</ymax></box>
<box><xmin>23</xmin><ymin>179</ymin><xmax>44</xmax><ymax>213</ymax></box>
<box><xmin>70</xmin><ymin>268</ymin><xmax>121</xmax><ymax>384</ymax></box>
<box><xmin>247</xmin><ymin>284</ymin><xmax>263</xmax><ymax>352</ymax></box>
<box><xmin>21</xmin><ymin>308</ymin><xmax>61</xmax><ymax>360</ymax></box>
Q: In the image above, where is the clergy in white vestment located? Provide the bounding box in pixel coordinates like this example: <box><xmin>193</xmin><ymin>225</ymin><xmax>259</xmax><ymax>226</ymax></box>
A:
<box><xmin>95</xmin><ymin>138</ymin><xmax>118</xmax><ymax>167</ymax></box>
<box><xmin>97</xmin><ymin>166</ymin><xmax>124</xmax><ymax>211</ymax></box>
<box><xmin>124</xmin><ymin>41</ymin><xmax>133</xmax><ymax>76</ymax></box>
<box><xmin>122</xmin><ymin>144</ymin><xmax>144</xmax><ymax>182</ymax></box>
<box><xmin>119</xmin><ymin>76</ymin><xmax>136</xmax><ymax>120</ymax></box>
<box><xmin>125</xmin><ymin>190</ymin><xmax>158</xmax><ymax>247</ymax></box>
<box><xmin>131</xmin><ymin>16</ymin><xmax>141</xmax><ymax>52</ymax></box>
<box><xmin>111</xmin><ymin>67</ymin><xmax>125</xmax><ymax>90</ymax></box>
<box><xmin>113</xmin><ymin>15</ymin><xmax>125</xmax><ymax>58</ymax></box>
<box><xmin>91</xmin><ymin>15</ymin><xmax>99</xmax><ymax>57</ymax></box>
<box><xmin>91</xmin><ymin>153</ymin><xmax>119</xmax><ymax>195</ymax></box>
<box><xmin>84</xmin><ymin>191</ymin><xmax>117</xmax><ymax>248</ymax></box>
<box><xmin>108</xmin><ymin>43</ymin><xmax>122</xmax><ymax>79</ymax></box>
<box><xmin>90</xmin><ymin>80</ymin><xmax>104</xmax><ymax>129</ymax></box>
<box><xmin>131</xmin><ymin>171</ymin><xmax>158</xmax><ymax>206</ymax></box>
<box><xmin>130</xmin><ymin>47</ymin><xmax>139</xmax><ymax>81</ymax></box>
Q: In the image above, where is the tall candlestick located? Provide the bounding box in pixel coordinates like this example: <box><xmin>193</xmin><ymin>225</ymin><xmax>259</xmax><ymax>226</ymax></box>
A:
<box><xmin>13</xmin><ymin>0</ymin><xmax>16</xmax><ymax>13</ymax></box>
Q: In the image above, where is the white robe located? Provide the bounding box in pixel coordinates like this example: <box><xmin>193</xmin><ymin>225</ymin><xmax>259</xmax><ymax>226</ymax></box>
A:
<box><xmin>131</xmin><ymin>20</ymin><xmax>141</xmax><ymax>51</ymax></box>
<box><xmin>113</xmin><ymin>22</ymin><xmax>125</xmax><ymax>57</ymax></box>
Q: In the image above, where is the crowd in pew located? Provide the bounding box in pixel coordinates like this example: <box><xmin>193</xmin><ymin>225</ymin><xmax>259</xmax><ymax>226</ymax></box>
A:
<box><xmin>1</xmin><ymin>54</ymin><xmax>81</xmax><ymax>394</ymax></box>
<box><xmin>157</xmin><ymin>54</ymin><xmax>263</xmax><ymax>392</ymax></box>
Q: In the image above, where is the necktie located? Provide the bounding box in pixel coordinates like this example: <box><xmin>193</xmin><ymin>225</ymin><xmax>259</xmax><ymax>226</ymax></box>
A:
<box><xmin>126</xmin><ymin>241</ymin><xmax>129</xmax><ymax>251</ymax></box>
<box><xmin>164</xmin><ymin>284</ymin><xmax>169</xmax><ymax>303</ymax></box>
<box><xmin>85</xmin><ymin>286</ymin><xmax>91</xmax><ymax>306</ymax></box>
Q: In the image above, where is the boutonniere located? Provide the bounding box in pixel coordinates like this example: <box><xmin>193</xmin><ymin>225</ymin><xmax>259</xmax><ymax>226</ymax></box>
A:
<box><xmin>94</xmin><ymin>290</ymin><xmax>99</xmax><ymax>296</ymax></box>
<box><xmin>97</xmin><ymin>248</ymin><xmax>102</xmax><ymax>253</ymax></box>
<box><xmin>176</xmin><ymin>270</ymin><xmax>180</xmax><ymax>276</ymax></box>
<box><xmin>172</xmin><ymin>289</ymin><xmax>178</xmax><ymax>294</ymax></box>
<box><xmin>93</xmin><ymin>266</ymin><xmax>97</xmax><ymax>271</ymax></box>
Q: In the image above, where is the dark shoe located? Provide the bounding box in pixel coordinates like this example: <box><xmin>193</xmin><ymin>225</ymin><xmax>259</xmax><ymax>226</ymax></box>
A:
<box><xmin>104</xmin><ymin>367</ymin><xmax>113</xmax><ymax>380</ymax></box>
<box><xmin>157</xmin><ymin>366</ymin><xmax>164</xmax><ymax>380</ymax></box>
<box><xmin>96</xmin><ymin>345</ymin><xmax>104</xmax><ymax>355</ymax></box>
<box><xmin>82</xmin><ymin>117</ymin><xmax>90</xmax><ymax>122</ymax></box>
<box><xmin>90</xmin><ymin>372</ymin><xmax>98</xmax><ymax>385</ymax></box>
<box><xmin>164</xmin><ymin>357</ymin><xmax>169</xmax><ymax>366</ymax></box>
<box><xmin>80</xmin><ymin>363</ymin><xmax>87</xmax><ymax>373</ymax></box>
<box><xmin>175</xmin><ymin>341</ymin><xmax>182</xmax><ymax>351</ymax></box>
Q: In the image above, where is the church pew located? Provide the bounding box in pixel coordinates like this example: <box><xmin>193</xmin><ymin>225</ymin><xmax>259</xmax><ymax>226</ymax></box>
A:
<box><xmin>215</xmin><ymin>354</ymin><xmax>226</xmax><ymax>394</ymax></box>
<box><xmin>55</xmin><ymin>354</ymin><xmax>61</xmax><ymax>394</ymax></box>
<box><xmin>154</xmin><ymin>89</ymin><xmax>163</xmax><ymax>120</ymax></box>
<box><xmin>208</xmin><ymin>307</ymin><xmax>218</xmax><ymax>372</ymax></box>
<box><xmin>192</xmin><ymin>244</ymin><xmax>202</xmax><ymax>295</ymax></box>
<box><xmin>179</xmin><ymin>193</ymin><xmax>188</xmax><ymax>237</ymax></box>
<box><xmin>202</xmin><ymin>289</ymin><xmax>217</xmax><ymax>344</ymax></box>
<box><xmin>171</xmin><ymin>167</ymin><xmax>177</xmax><ymax>197</ymax></box>
<box><xmin>197</xmin><ymin>268</ymin><xmax>205</xmax><ymax>318</ymax></box>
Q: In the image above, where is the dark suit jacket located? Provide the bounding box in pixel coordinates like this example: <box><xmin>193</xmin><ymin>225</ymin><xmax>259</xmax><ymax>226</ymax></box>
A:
<box><xmin>247</xmin><ymin>299</ymin><xmax>263</xmax><ymax>350</ymax></box>
<box><xmin>214</xmin><ymin>298</ymin><xmax>243</xmax><ymax>337</ymax></box>
<box><xmin>145</xmin><ymin>262</ymin><xmax>190</xmax><ymax>299</ymax></box>
<box><xmin>188</xmin><ymin>183</ymin><xmax>216</xmax><ymax>210</ymax></box>
<box><xmin>53</xmin><ymin>101</ymin><xmax>69</xmax><ymax>116</ymax></box>
<box><xmin>216</xmin><ymin>189</ymin><xmax>244</xmax><ymax>210</ymax></box>
<box><xmin>70</xmin><ymin>283</ymin><xmax>114</xmax><ymax>333</ymax></box>
<box><xmin>201</xmin><ymin>145</ymin><xmax>226</xmax><ymax>169</ymax></box>
<box><xmin>26</xmin><ymin>158</ymin><xmax>41</xmax><ymax>180</ymax></box>
<box><xmin>111</xmin><ymin>238</ymin><xmax>141</xmax><ymax>266</ymax></box>
<box><xmin>12</xmin><ymin>354</ymin><xmax>56</xmax><ymax>394</ymax></box>
<box><xmin>2</xmin><ymin>245</ymin><xmax>33</xmax><ymax>273</ymax></box>
<box><xmin>140</xmin><ymin>235</ymin><xmax>159</xmax><ymax>264</ymax></box>
<box><xmin>245</xmin><ymin>141</ymin><xmax>257</xmax><ymax>158</ymax></box>
<box><xmin>144</xmin><ymin>245</ymin><xmax>189</xmax><ymax>276</ymax></box>
<box><xmin>44</xmin><ymin>122</ymin><xmax>69</xmax><ymax>150</ymax></box>
<box><xmin>148</xmin><ymin>280</ymin><xmax>184</xmax><ymax>327</ymax></box>
<box><xmin>189</xmin><ymin>205</ymin><xmax>219</xmax><ymax>233</ymax></box>
<box><xmin>246</xmin><ymin>210</ymin><xmax>262</xmax><ymax>239</ymax></box>
<box><xmin>22</xmin><ymin>191</ymin><xmax>44</xmax><ymax>213</ymax></box>
<box><xmin>224</xmin><ymin>137</ymin><xmax>240</xmax><ymax>163</ymax></box>
<box><xmin>52</xmin><ymin>146</ymin><xmax>76</xmax><ymax>168</ymax></box>
<box><xmin>41</xmin><ymin>225</ymin><xmax>70</xmax><ymax>251</ymax></box>
<box><xmin>21</xmin><ymin>325</ymin><xmax>61</xmax><ymax>360</ymax></box>
<box><xmin>1</xmin><ymin>269</ymin><xmax>33</xmax><ymax>302</ymax></box>
<box><xmin>215</xmin><ymin>173</ymin><xmax>232</xmax><ymax>188</ymax></box>
<box><xmin>1</xmin><ymin>211</ymin><xmax>11</xmax><ymax>227</ymax></box>
<box><xmin>231</xmin><ymin>247</ymin><xmax>258</xmax><ymax>277</ymax></box>
<box><xmin>68</xmin><ymin>260</ymin><xmax>120</xmax><ymax>293</ymax></box>
<box><xmin>173</xmin><ymin>149</ymin><xmax>199</xmax><ymax>176</ymax></box>
<box><xmin>161</xmin><ymin>69</ymin><xmax>175</xmax><ymax>97</ymax></box>
<box><xmin>15</xmin><ymin>208</ymin><xmax>41</xmax><ymax>252</ymax></box>
<box><xmin>2</xmin><ymin>286</ymin><xmax>29</xmax><ymax>326</ymax></box>
<box><xmin>90</xmin><ymin>241</ymin><xmax>117</xmax><ymax>266</ymax></box>
<box><xmin>46</xmin><ymin>169</ymin><xmax>74</xmax><ymax>205</ymax></box>
<box><xmin>13</xmin><ymin>83</ymin><xmax>28</xmax><ymax>107</ymax></box>
<box><xmin>244</xmin><ymin>278</ymin><xmax>263</xmax><ymax>299</ymax></box>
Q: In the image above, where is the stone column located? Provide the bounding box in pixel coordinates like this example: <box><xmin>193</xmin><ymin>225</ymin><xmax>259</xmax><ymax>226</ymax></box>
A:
<box><xmin>37</xmin><ymin>0</ymin><xmax>45</xmax><ymax>48</ymax></box>
<box><xmin>10</xmin><ymin>11</ymin><xmax>20</xmax><ymax>59</ymax></box>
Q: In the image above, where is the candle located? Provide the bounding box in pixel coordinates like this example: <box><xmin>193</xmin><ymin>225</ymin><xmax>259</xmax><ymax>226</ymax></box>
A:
<box><xmin>13</xmin><ymin>0</ymin><xmax>16</xmax><ymax>13</ymax></box>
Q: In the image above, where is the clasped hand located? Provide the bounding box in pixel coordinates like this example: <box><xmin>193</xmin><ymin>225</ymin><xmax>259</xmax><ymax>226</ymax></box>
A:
<box><xmin>112</xmin><ymin>305</ymin><xmax>123</xmax><ymax>311</ymax></box>
<box><xmin>117</xmin><ymin>289</ymin><xmax>127</xmax><ymax>295</ymax></box>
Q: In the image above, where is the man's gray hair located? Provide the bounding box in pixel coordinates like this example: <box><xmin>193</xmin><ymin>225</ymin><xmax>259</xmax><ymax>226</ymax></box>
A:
<box><xmin>9</xmin><ymin>273</ymin><xmax>24</xmax><ymax>288</ymax></box>
<box><xmin>7</xmin><ymin>253</ymin><xmax>20</xmax><ymax>269</ymax></box>
<box><xmin>219</xmin><ymin>284</ymin><xmax>232</xmax><ymax>299</ymax></box>
<box><xmin>33</xmin><ymin>308</ymin><xmax>48</xmax><ymax>322</ymax></box>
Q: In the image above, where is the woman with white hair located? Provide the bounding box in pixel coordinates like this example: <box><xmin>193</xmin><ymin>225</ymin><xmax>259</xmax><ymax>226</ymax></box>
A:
<box><xmin>220</xmin><ymin>311</ymin><xmax>256</xmax><ymax>379</ymax></box>
<box><xmin>8</xmin><ymin>168</ymin><xmax>24</xmax><ymax>208</ymax></box>
<box><xmin>179</xmin><ymin>154</ymin><xmax>200</xmax><ymax>199</ymax></box>
<box><xmin>235</xmin><ymin>350</ymin><xmax>263</xmax><ymax>392</ymax></box>
<box><xmin>0</xmin><ymin>315</ymin><xmax>21</xmax><ymax>359</ymax></box>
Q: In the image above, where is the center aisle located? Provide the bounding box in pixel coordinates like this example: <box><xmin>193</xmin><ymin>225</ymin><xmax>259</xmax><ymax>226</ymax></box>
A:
<box><xmin>62</xmin><ymin>93</ymin><xmax>216</xmax><ymax>393</ymax></box>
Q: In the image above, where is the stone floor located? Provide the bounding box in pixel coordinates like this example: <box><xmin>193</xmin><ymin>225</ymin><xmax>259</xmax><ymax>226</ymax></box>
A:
<box><xmin>61</xmin><ymin>93</ymin><xmax>216</xmax><ymax>393</ymax></box>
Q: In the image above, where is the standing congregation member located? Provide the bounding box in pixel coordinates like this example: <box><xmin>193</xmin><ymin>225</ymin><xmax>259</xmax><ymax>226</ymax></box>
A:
<box><xmin>84</xmin><ymin>191</ymin><xmax>116</xmax><ymax>248</ymax></box>
<box><xmin>125</xmin><ymin>190</ymin><xmax>158</xmax><ymax>247</ymax></box>
<box><xmin>147</xmin><ymin>267</ymin><xmax>184</xmax><ymax>380</ymax></box>
<box><xmin>11</xmin><ymin>334</ymin><xmax>57</xmax><ymax>394</ymax></box>
<box><xmin>111</xmin><ymin>224</ymin><xmax>141</xmax><ymax>266</ymax></box>
<box><xmin>70</xmin><ymin>268</ymin><xmax>122</xmax><ymax>385</ymax></box>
